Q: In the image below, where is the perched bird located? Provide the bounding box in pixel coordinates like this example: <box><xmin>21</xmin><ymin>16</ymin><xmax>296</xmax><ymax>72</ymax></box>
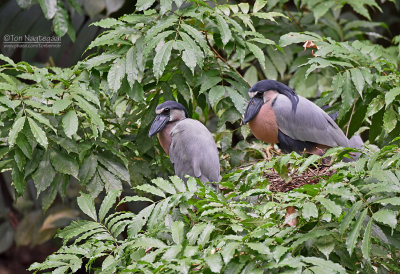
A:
<box><xmin>148</xmin><ymin>101</ymin><xmax>221</xmax><ymax>184</ymax></box>
<box><xmin>243</xmin><ymin>80</ymin><xmax>349</xmax><ymax>155</ymax></box>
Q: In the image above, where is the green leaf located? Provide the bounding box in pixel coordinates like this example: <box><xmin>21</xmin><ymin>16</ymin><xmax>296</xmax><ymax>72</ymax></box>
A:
<box><xmin>316</xmin><ymin>197</ymin><xmax>341</xmax><ymax>217</ymax></box>
<box><xmin>226</xmin><ymin>87</ymin><xmax>247</xmax><ymax>114</ymax></box>
<box><xmin>73</xmin><ymin>94</ymin><xmax>104</xmax><ymax>133</ymax></box>
<box><xmin>181</xmin><ymin>24</ymin><xmax>209</xmax><ymax>53</ymax></box>
<box><xmin>32</xmin><ymin>151</ymin><xmax>56</xmax><ymax>195</ymax></box>
<box><xmin>152</xmin><ymin>178</ymin><xmax>176</xmax><ymax>194</ymax></box>
<box><xmin>383</xmin><ymin>106</ymin><xmax>397</xmax><ymax>133</ymax></box>
<box><xmin>246</xmin><ymin>42</ymin><xmax>265</xmax><ymax>69</ymax></box>
<box><xmin>313</xmin><ymin>1</ymin><xmax>336</xmax><ymax>23</ymax></box>
<box><xmin>160</xmin><ymin>0</ymin><xmax>172</xmax><ymax>15</ymax></box>
<box><xmin>209</xmin><ymin>85</ymin><xmax>225</xmax><ymax>108</ymax></box>
<box><xmin>199</xmin><ymin>73</ymin><xmax>222</xmax><ymax>94</ymax></box>
<box><xmin>91</xmin><ymin>18</ymin><xmax>123</xmax><ymax>28</ymax></box>
<box><xmin>0</xmin><ymin>96</ymin><xmax>17</xmax><ymax>110</ymax></box>
<box><xmin>127</xmin><ymin>81</ymin><xmax>144</xmax><ymax>102</ymax></box>
<box><xmin>108</xmin><ymin>57</ymin><xmax>126</xmax><ymax>92</ymax></box>
<box><xmin>85</xmin><ymin>54</ymin><xmax>118</xmax><ymax>69</ymax></box>
<box><xmin>252</xmin><ymin>12</ymin><xmax>288</xmax><ymax>22</ymax></box>
<box><xmin>8</xmin><ymin>116</ymin><xmax>26</xmax><ymax>147</ymax></box>
<box><xmin>385</xmin><ymin>87</ymin><xmax>400</xmax><ymax>106</ymax></box>
<box><xmin>205</xmin><ymin>254</ymin><xmax>223</xmax><ymax>273</ymax></box>
<box><xmin>12</xmin><ymin>163</ymin><xmax>26</xmax><ymax>195</ymax></box>
<box><xmin>222</xmin><ymin>242</ymin><xmax>240</xmax><ymax>264</ymax></box>
<box><xmin>49</xmin><ymin>135</ymin><xmax>79</xmax><ymax>154</ymax></box>
<box><xmin>77</xmin><ymin>192</ymin><xmax>97</xmax><ymax>221</ymax></box>
<box><xmin>98</xmin><ymin>156</ymin><xmax>130</xmax><ymax>182</ymax></box>
<box><xmin>98</xmin><ymin>166</ymin><xmax>123</xmax><ymax>192</ymax></box>
<box><xmin>182</xmin><ymin>49</ymin><xmax>197</xmax><ymax>74</ymax></box>
<box><xmin>136</xmin><ymin>184</ymin><xmax>165</xmax><ymax>198</ymax></box>
<box><xmin>26</xmin><ymin>109</ymin><xmax>56</xmax><ymax>132</ymax></box>
<box><xmin>136</xmin><ymin>0</ymin><xmax>156</xmax><ymax>11</ymax></box>
<box><xmin>132</xmin><ymin>237</ymin><xmax>166</xmax><ymax>248</ymax></box>
<box><xmin>253</xmin><ymin>0</ymin><xmax>267</xmax><ymax>12</ymax></box>
<box><xmin>50</xmin><ymin>149</ymin><xmax>79</xmax><ymax>178</ymax></box>
<box><xmin>238</xmin><ymin>3</ymin><xmax>249</xmax><ymax>13</ymax></box>
<box><xmin>62</xmin><ymin>110</ymin><xmax>78</xmax><ymax>138</ymax></box>
<box><xmin>0</xmin><ymin>53</ymin><xmax>16</xmax><ymax>66</ymax></box>
<box><xmin>53</xmin><ymin>4</ymin><xmax>69</xmax><ymax>37</ymax></box>
<box><xmin>28</xmin><ymin>117</ymin><xmax>48</xmax><ymax>149</ymax></box>
<box><xmin>302</xmin><ymin>257</ymin><xmax>346</xmax><ymax>273</ymax></box>
<box><xmin>346</xmin><ymin>208</ymin><xmax>367</xmax><ymax>255</ymax></box>
<box><xmin>246</xmin><ymin>242</ymin><xmax>270</xmax><ymax>255</ymax></box>
<box><xmin>169</xmin><ymin>176</ymin><xmax>187</xmax><ymax>193</ymax></box>
<box><xmin>99</xmin><ymin>190</ymin><xmax>121</xmax><ymax>222</ymax></box>
<box><xmin>298</xmin><ymin>154</ymin><xmax>319</xmax><ymax>173</ymax></box>
<box><xmin>52</xmin><ymin>99</ymin><xmax>72</xmax><ymax>113</ymax></box>
<box><xmin>128</xmin><ymin>204</ymin><xmax>154</xmax><ymax>237</ymax></box>
<box><xmin>153</xmin><ymin>40</ymin><xmax>174</xmax><ymax>79</ymax></box>
<box><xmin>339</xmin><ymin>201</ymin><xmax>363</xmax><ymax>234</ymax></box>
<box><xmin>350</xmin><ymin>68</ymin><xmax>364</xmax><ymax>98</ymax></box>
<box><xmin>118</xmin><ymin>195</ymin><xmax>153</xmax><ymax>206</ymax></box>
<box><xmin>16</xmin><ymin>134</ymin><xmax>32</xmax><ymax>160</ymax></box>
<box><xmin>373</xmin><ymin>209</ymin><xmax>398</xmax><ymax>229</ymax></box>
<box><xmin>14</xmin><ymin>148</ymin><xmax>26</xmax><ymax>171</ymax></box>
<box><xmin>279</xmin><ymin>32</ymin><xmax>320</xmax><ymax>47</ymax></box>
<box><xmin>302</xmin><ymin>202</ymin><xmax>318</xmax><ymax>221</ymax></box>
<box><xmin>143</xmin><ymin>30</ymin><xmax>174</xmax><ymax>60</ymax></box>
<box><xmin>198</xmin><ymin>223</ymin><xmax>215</xmax><ymax>245</ymax></box>
<box><xmin>38</xmin><ymin>0</ymin><xmax>57</xmax><ymax>19</ymax></box>
<box><xmin>361</xmin><ymin>218</ymin><xmax>372</xmax><ymax>261</ymax></box>
<box><xmin>215</xmin><ymin>14</ymin><xmax>232</xmax><ymax>45</ymax></box>
<box><xmin>374</xmin><ymin>197</ymin><xmax>400</xmax><ymax>206</ymax></box>
<box><xmin>171</xmin><ymin>221</ymin><xmax>184</xmax><ymax>244</ymax></box>
<box><xmin>114</xmin><ymin>99</ymin><xmax>127</xmax><ymax>118</ymax></box>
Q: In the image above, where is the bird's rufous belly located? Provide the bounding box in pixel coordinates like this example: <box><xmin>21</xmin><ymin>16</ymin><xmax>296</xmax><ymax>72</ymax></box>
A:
<box><xmin>249</xmin><ymin>103</ymin><xmax>279</xmax><ymax>144</ymax></box>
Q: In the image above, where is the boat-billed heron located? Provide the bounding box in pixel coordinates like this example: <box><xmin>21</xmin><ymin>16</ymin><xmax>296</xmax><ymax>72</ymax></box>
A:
<box><xmin>243</xmin><ymin>80</ymin><xmax>350</xmax><ymax>155</ymax></box>
<box><xmin>148</xmin><ymin>101</ymin><xmax>221</xmax><ymax>184</ymax></box>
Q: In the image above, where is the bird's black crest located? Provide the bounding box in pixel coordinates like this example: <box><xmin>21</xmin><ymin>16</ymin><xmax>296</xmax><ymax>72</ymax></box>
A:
<box><xmin>249</xmin><ymin>80</ymin><xmax>299</xmax><ymax>112</ymax></box>
<box><xmin>156</xmin><ymin>101</ymin><xmax>189</xmax><ymax>117</ymax></box>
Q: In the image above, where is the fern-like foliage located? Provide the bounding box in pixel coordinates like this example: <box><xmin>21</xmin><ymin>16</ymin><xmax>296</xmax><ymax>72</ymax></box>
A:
<box><xmin>30</xmin><ymin>143</ymin><xmax>400</xmax><ymax>273</ymax></box>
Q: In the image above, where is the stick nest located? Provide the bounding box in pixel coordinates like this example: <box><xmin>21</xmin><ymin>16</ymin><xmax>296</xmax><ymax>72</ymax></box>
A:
<box><xmin>265</xmin><ymin>166</ymin><xmax>335</xmax><ymax>193</ymax></box>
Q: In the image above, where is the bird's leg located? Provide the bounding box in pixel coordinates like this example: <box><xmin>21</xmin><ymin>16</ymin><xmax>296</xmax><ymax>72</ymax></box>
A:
<box><xmin>264</xmin><ymin>144</ymin><xmax>274</xmax><ymax>160</ymax></box>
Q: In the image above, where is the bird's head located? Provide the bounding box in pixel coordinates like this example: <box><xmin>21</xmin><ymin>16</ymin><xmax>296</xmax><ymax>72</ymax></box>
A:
<box><xmin>243</xmin><ymin>80</ymin><xmax>299</xmax><ymax>124</ymax></box>
<box><xmin>148</xmin><ymin>101</ymin><xmax>189</xmax><ymax>137</ymax></box>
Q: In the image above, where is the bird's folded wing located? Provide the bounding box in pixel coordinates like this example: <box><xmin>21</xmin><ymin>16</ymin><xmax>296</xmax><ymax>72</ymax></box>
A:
<box><xmin>170</xmin><ymin>119</ymin><xmax>220</xmax><ymax>182</ymax></box>
<box><xmin>273</xmin><ymin>95</ymin><xmax>349</xmax><ymax>147</ymax></box>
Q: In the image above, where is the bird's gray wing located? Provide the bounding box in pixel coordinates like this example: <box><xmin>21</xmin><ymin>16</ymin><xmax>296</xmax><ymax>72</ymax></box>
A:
<box><xmin>169</xmin><ymin>119</ymin><xmax>220</xmax><ymax>182</ymax></box>
<box><xmin>273</xmin><ymin>95</ymin><xmax>349</xmax><ymax>147</ymax></box>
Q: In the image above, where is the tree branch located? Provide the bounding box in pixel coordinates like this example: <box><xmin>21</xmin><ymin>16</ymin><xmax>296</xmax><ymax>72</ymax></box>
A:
<box><xmin>204</xmin><ymin>32</ymin><xmax>250</xmax><ymax>87</ymax></box>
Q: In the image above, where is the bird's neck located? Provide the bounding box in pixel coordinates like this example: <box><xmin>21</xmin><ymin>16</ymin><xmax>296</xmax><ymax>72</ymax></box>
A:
<box><xmin>263</xmin><ymin>90</ymin><xmax>278</xmax><ymax>104</ymax></box>
<box><xmin>157</xmin><ymin>120</ymin><xmax>181</xmax><ymax>155</ymax></box>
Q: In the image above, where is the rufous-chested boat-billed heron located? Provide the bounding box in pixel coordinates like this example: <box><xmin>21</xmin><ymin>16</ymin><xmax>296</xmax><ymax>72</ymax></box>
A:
<box><xmin>148</xmin><ymin>101</ymin><xmax>221</xmax><ymax>184</ymax></box>
<box><xmin>243</xmin><ymin>80</ymin><xmax>351</xmax><ymax>155</ymax></box>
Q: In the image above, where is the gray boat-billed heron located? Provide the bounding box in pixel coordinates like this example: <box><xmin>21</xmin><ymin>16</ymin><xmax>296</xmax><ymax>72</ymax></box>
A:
<box><xmin>148</xmin><ymin>101</ymin><xmax>221</xmax><ymax>184</ymax></box>
<box><xmin>243</xmin><ymin>80</ymin><xmax>351</xmax><ymax>155</ymax></box>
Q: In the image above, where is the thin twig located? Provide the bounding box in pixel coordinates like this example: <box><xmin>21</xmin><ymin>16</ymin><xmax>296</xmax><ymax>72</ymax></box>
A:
<box><xmin>283</xmin><ymin>5</ymin><xmax>304</xmax><ymax>31</ymax></box>
<box><xmin>204</xmin><ymin>31</ymin><xmax>251</xmax><ymax>87</ymax></box>
<box><xmin>346</xmin><ymin>103</ymin><xmax>356</xmax><ymax>137</ymax></box>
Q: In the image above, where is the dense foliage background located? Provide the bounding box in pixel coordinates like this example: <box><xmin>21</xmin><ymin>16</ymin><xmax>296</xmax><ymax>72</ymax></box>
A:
<box><xmin>0</xmin><ymin>0</ymin><xmax>399</xmax><ymax>272</ymax></box>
